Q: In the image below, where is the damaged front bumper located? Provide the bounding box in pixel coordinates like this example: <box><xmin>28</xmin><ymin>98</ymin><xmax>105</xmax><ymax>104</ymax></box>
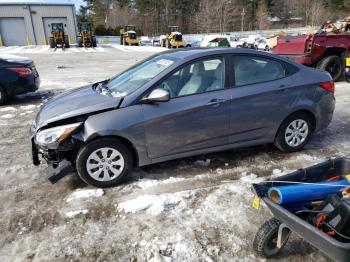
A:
<box><xmin>30</xmin><ymin>122</ymin><xmax>78</xmax><ymax>183</ymax></box>
<box><xmin>31</xmin><ymin>138</ymin><xmax>76</xmax><ymax>183</ymax></box>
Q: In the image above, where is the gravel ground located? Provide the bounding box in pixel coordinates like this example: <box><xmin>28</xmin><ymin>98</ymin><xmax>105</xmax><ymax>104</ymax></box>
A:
<box><xmin>0</xmin><ymin>45</ymin><xmax>349</xmax><ymax>262</ymax></box>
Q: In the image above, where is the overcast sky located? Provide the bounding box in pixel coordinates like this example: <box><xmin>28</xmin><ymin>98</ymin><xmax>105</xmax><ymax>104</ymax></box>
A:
<box><xmin>72</xmin><ymin>0</ymin><xmax>84</xmax><ymax>9</ymax></box>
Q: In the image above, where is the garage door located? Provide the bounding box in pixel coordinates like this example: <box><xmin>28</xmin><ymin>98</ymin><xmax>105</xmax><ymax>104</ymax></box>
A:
<box><xmin>0</xmin><ymin>18</ymin><xmax>27</xmax><ymax>46</ymax></box>
<box><xmin>43</xmin><ymin>17</ymin><xmax>68</xmax><ymax>44</ymax></box>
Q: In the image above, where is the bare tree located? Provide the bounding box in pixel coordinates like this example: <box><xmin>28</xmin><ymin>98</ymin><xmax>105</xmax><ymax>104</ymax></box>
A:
<box><xmin>195</xmin><ymin>0</ymin><xmax>240</xmax><ymax>33</ymax></box>
<box><xmin>255</xmin><ymin>0</ymin><xmax>270</xmax><ymax>29</ymax></box>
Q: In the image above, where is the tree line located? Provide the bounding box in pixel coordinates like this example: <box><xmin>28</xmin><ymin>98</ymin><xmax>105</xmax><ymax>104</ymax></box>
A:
<box><xmin>77</xmin><ymin>0</ymin><xmax>350</xmax><ymax>35</ymax></box>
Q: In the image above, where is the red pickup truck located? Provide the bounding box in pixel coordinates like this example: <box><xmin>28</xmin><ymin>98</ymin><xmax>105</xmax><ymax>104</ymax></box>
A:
<box><xmin>273</xmin><ymin>18</ymin><xmax>350</xmax><ymax>81</ymax></box>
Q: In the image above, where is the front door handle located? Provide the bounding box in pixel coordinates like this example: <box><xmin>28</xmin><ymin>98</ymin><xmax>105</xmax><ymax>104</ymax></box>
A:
<box><xmin>278</xmin><ymin>84</ymin><xmax>290</xmax><ymax>91</ymax></box>
<box><xmin>206</xmin><ymin>98</ymin><xmax>227</xmax><ymax>106</ymax></box>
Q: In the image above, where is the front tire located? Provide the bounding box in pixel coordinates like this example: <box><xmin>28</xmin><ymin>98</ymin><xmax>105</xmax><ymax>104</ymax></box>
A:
<box><xmin>274</xmin><ymin>112</ymin><xmax>313</xmax><ymax>152</ymax></box>
<box><xmin>253</xmin><ymin>218</ymin><xmax>287</xmax><ymax>258</ymax></box>
<box><xmin>76</xmin><ymin>138</ymin><xmax>133</xmax><ymax>188</ymax></box>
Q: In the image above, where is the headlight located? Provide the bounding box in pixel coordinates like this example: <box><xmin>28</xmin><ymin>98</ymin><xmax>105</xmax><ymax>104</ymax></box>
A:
<box><xmin>35</xmin><ymin>123</ymin><xmax>81</xmax><ymax>145</ymax></box>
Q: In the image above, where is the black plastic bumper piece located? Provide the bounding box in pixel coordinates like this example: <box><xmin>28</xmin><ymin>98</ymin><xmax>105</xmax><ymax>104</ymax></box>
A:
<box><xmin>45</xmin><ymin>159</ymin><xmax>75</xmax><ymax>184</ymax></box>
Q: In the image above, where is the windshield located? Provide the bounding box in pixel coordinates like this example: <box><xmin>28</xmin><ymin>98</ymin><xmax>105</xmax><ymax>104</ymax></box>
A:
<box><xmin>106</xmin><ymin>55</ymin><xmax>177</xmax><ymax>97</ymax></box>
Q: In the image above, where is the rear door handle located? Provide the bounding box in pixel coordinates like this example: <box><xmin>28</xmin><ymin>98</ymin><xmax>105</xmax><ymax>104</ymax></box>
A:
<box><xmin>206</xmin><ymin>98</ymin><xmax>227</xmax><ymax>106</ymax></box>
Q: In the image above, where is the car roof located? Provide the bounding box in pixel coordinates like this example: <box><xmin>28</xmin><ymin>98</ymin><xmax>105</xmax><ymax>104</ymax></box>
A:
<box><xmin>164</xmin><ymin>48</ymin><xmax>273</xmax><ymax>59</ymax></box>
<box><xmin>162</xmin><ymin>47</ymin><xmax>300</xmax><ymax>66</ymax></box>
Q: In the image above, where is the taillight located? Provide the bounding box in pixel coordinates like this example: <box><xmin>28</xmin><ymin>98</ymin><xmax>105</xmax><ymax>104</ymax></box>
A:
<box><xmin>319</xmin><ymin>81</ymin><xmax>335</xmax><ymax>93</ymax></box>
<box><xmin>8</xmin><ymin>67</ymin><xmax>32</xmax><ymax>77</ymax></box>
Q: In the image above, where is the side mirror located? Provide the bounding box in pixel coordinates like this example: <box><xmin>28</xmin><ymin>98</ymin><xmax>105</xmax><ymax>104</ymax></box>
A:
<box><xmin>141</xmin><ymin>88</ymin><xmax>170</xmax><ymax>103</ymax></box>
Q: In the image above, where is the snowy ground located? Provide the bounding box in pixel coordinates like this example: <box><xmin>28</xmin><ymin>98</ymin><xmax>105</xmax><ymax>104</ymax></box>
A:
<box><xmin>0</xmin><ymin>45</ymin><xmax>348</xmax><ymax>262</ymax></box>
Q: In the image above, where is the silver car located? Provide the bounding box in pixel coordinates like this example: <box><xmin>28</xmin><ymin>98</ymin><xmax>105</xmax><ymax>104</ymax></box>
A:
<box><xmin>30</xmin><ymin>48</ymin><xmax>335</xmax><ymax>187</ymax></box>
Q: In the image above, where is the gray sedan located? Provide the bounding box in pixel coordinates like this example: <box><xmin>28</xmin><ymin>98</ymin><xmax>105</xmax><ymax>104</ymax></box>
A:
<box><xmin>30</xmin><ymin>48</ymin><xmax>335</xmax><ymax>187</ymax></box>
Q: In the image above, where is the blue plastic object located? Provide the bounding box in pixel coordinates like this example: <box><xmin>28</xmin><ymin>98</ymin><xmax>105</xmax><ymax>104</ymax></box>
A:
<box><xmin>268</xmin><ymin>179</ymin><xmax>350</xmax><ymax>205</ymax></box>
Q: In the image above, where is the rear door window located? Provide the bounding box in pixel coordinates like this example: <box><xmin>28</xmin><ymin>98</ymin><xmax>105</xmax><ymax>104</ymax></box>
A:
<box><xmin>233</xmin><ymin>56</ymin><xmax>286</xmax><ymax>87</ymax></box>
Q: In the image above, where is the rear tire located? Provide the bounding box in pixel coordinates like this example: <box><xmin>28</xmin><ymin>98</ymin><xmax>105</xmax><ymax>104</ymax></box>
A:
<box><xmin>76</xmin><ymin>138</ymin><xmax>133</xmax><ymax>188</ymax></box>
<box><xmin>78</xmin><ymin>37</ymin><xmax>83</xmax><ymax>47</ymax></box>
<box><xmin>64</xmin><ymin>36</ymin><xmax>70</xmax><ymax>48</ymax></box>
<box><xmin>92</xmin><ymin>36</ymin><xmax>97</xmax><ymax>47</ymax></box>
<box><xmin>0</xmin><ymin>86</ymin><xmax>8</xmax><ymax>105</ymax></box>
<box><xmin>317</xmin><ymin>55</ymin><xmax>343</xmax><ymax>81</ymax></box>
<box><xmin>253</xmin><ymin>218</ymin><xmax>286</xmax><ymax>258</ymax></box>
<box><xmin>274</xmin><ymin>112</ymin><xmax>313</xmax><ymax>152</ymax></box>
<box><xmin>49</xmin><ymin>37</ymin><xmax>55</xmax><ymax>48</ymax></box>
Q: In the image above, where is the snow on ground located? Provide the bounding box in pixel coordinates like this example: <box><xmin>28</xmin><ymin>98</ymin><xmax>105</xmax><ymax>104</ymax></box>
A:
<box><xmin>0</xmin><ymin>45</ymin><xmax>348</xmax><ymax>261</ymax></box>
<box><xmin>66</xmin><ymin>188</ymin><xmax>104</xmax><ymax>202</ymax></box>
<box><xmin>0</xmin><ymin>106</ymin><xmax>16</xmax><ymax>112</ymax></box>
<box><xmin>65</xmin><ymin>209</ymin><xmax>89</xmax><ymax>218</ymax></box>
<box><xmin>0</xmin><ymin>44</ymin><xmax>165</xmax><ymax>54</ymax></box>
<box><xmin>117</xmin><ymin>191</ymin><xmax>192</xmax><ymax>215</ymax></box>
<box><xmin>0</xmin><ymin>113</ymin><xmax>16</xmax><ymax>119</ymax></box>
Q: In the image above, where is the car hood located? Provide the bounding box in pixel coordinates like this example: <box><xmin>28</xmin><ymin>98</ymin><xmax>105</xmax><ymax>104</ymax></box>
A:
<box><xmin>35</xmin><ymin>85</ymin><xmax>121</xmax><ymax>130</ymax></box>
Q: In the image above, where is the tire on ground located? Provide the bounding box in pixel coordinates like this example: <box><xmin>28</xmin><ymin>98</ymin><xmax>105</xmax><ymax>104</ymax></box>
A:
<box><xmin>76</xmin><ymin>138</ymin><xmax>133</xmax><ymax>188</ymax></box>
<box><xmin>0</xmin><ymin>86</ymin><xmax>8</xmax><ymax>105</ymax></box>
<box><xmin>317</xmin><ymin>55</ymin><xmax>343</xmax><ymax>81</ymax></box>
<box><xmin>274</xmin><ymin>111</ymin><xmax>313</xmax><ymax>153</ymax></box>
<box><xmin>92</xmin><ymin>36</ymin><xmax>97</xmax><ymax>47</ymax></box>
<box><xmin>253</xmin><ymin>218</ymin><xmax>286</xmax><ymax>258</ymax></box>
<box><xmin>78</xmin><ymin>37</ymin><xmax>83</xmax><ymax>47</ymax></box>
<box><xmin>64</xmin><ymin>36</ymin><xmax>70</xmax><ymax>48</ymax></box>
<box><xmin>49</xmin><ymin>37</ymin><xmax>55</xmax><ymax>48</ymax></box>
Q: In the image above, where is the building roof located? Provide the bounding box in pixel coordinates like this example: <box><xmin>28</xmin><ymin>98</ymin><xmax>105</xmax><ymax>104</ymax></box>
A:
<box><xmin>0</xmin><ymin>0</ymin><xmax>74</xmax><ymax>6</ymax></box>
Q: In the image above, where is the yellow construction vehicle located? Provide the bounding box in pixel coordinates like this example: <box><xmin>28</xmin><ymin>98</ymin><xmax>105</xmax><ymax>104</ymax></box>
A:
<box><xmin>120</xmin><ymin>25</ymin><xmax>140</xmax><ymax>46</ymax></box>
<box><xmin>161</xmin><ymin>26</ymin><xmax>185</xmax><ymax>48</ymax></box>
<box><xmin>77</xmin><ymin>23</ymin><xmax>97</xmax><ymax>48</ymax></box>
<box><xmin>49</xmin><ymin>23</ymin><xmax>70</xmax><ymax>49</ymax></box>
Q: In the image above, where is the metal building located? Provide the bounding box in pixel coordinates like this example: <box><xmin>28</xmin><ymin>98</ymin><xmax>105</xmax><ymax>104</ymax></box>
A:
<box><xmin>0</xmin><ymin>0</ymin><xmax>78</xmax><ymax>46</ymax></box>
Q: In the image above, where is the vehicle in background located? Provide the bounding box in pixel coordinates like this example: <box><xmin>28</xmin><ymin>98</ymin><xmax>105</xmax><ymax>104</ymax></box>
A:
<box><xmin>273</xmin><ymin>18</ymin><xmax>350</xmax><ymax>81</ymax></box>
<box><xmin>152</xmin><ymin>37</ymin><xmax>160</xmax><ymax>46</ymax></box>
<box><xmin>346</xmin><ymin>57</ymin><xmax>350</xmax><ymax>82</ymax></box>
<box><xmin>254</xmin><ymin>38</ymin><xmax>270</xmax><ymax>51</ymax></box>
<box><xmin>185</xmin><ymin>40</ymin><xmax>202</xmax><ymax>47</ymax></box>
<box><xmin>77</xmin><ymin>22</ymin><xmax>97</xmax><ymax>48</ymax></box>
<box><xmin>31</xmin><ymin>48</ymin><xmax>334</xmax><ymax>188</ymax></box>
<box><xmin>161</xmin><ymin>26</ymin><xmax>185</xmax><ymax>48</ymax></box>
<box><xmin>139</xmin><ymin>37</ymin><xmax>153</xmax><ymax>46</ymax></box>
<box><xmin>0</xmin><ymin>54</ymin><xmax>40</xmax><ymax>104</ymax></box>
<box><xmin>229</xmin><ymin>36</ymin><xmax>241</xmax><ymax>48</ymax></box>
<box><xmin>201</xmin><ymin>35</ymin><xmax>230</xmax><ymax>47</ymax></box>
<box><xmin>236</xmin><ymin>35</ymin><xmax>262</xmax><ymax>49</ymax></box>
<box><xmin>120</xmin><ymin>25</ymin><xmax>140</xmax><ymax>46</ymax></box>
<box><xmin>207</xmin><ymin>37</ymin><xmax>230</xmax><ymax>47</ymax></box>
<box><xmin>49</xmin><ymin>23</ymin><xmax>70</xmax><ymax>49</ymax></box>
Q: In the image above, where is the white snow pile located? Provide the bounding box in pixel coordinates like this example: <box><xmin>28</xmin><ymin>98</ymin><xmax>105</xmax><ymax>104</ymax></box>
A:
<box><xmin>239</xmin><ymin>172</ymin><xmax>263</xmax><ymax>184</ymax></box>
<box><xmin>0</xmin><ymin>54</ymin><xmax>32</xmax><ymax>63</ymax></box>
<box><xmin>133</xmin><ymin>176</ymin><xmax>186</xmax><ymax>190</ymax></box>
<box><xmin>20</xmin><ymin>105</ymin><xmax>36</xmax><ymax>111</ymax></box>
<box><xmin>65</xmin><ymin>209</ymin><xmax>89</xmax><ymax>218</ymax></box>
<box><xmin>0</xmin><ymin>107</ymin><xmax>16</xmax><ymax>112</ymax></box>
<box><xmin>295</xmin><ymin>153</ymin><xmax>319</xmax><ymax>162</ymax></box>
<box><xmin>20</xmin><ymin>111</ymin><xmax>34</xmax><ymax>116</ymax></box>
<box><xmin>0</xmin><ymin>114</ymin><xmax>16</xmax><ymax>119</ymax></box>
<box><xmin>66</xmin><ymin>188</ymin><xmax>104</xmax><ymax>202</ymax></box>
<box><xmin>117</xmin><ymin>191</ymin><xmax>192</xmax><ymax>215</ymax></box>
